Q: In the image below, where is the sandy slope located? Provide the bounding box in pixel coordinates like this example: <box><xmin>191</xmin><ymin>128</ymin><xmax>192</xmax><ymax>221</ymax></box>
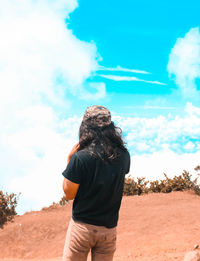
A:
<box><xmin>1</xmin><ymin>191</ymin><xmax>200</xmax><ymax>261</ymax></box>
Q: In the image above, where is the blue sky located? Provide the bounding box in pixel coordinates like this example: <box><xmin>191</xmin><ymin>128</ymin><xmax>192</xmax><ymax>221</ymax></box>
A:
<box><xmin>64</xmin><ymin>0</ymin><xmax>200</xmax><ymax>117</ymax></box>
<box><xmin>0</xmin><ymin>0</ymin><xmax>200</xmax><ymax>214</ymax></box>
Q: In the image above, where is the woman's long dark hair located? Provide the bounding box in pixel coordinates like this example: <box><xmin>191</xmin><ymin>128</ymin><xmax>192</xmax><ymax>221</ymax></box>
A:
<box><xmin>77</xmin><ymin>119</ymin><xmax>127</xmax><ymax>163</ymax></box>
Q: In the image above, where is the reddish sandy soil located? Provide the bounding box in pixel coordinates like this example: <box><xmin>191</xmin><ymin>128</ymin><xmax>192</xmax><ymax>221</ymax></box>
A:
<box><xmin>0</xmin><ymin>191</ymin><xmax>200</xmax><ymax>261</ymax></box>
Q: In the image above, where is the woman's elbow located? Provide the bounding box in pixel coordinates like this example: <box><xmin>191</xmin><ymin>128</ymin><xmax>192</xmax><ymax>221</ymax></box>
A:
<box><xmin>63</xmin><ymin>192</ymin><xmax>74</xmax><ymax>201</ymax></box>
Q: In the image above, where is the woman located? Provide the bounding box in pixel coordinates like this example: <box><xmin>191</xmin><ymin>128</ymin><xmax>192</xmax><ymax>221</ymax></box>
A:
<box><xmin>62</xmin><ymin>105</ymin><xmax>130</xmax><ymax>261</ymax></box>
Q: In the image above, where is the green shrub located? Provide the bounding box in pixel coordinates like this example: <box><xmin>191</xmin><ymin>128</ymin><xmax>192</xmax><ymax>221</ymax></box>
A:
<box><xmin>123</xmin><ymin>170</ymin><xmax>200</xmax><ymax>196</ymax></box>
<box><xmin>124</xmin><ymin>177</ymin><xmax>149</xmax><ymax>195</ymax></box>
<box><xmin>194</xmin><ymin>165</ymin><xmax>200</xmax><ymax>171</ymax></box>
<box><xmin>0</xmin><ymin>191</ymin><xmax>18</xmax><ymax>228</ymax></box>
<box><xmin>43</xmin><ymin>196</ymin><xmax>69</xmax><ymax>211</ymax></box>
<box><xmin>59</xmin><ymin>196</ymin><xmax>69</xmax><ymax>206</ymax></box>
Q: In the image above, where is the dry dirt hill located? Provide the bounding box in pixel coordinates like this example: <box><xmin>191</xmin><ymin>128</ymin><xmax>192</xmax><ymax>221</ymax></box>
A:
<box><xmin>1</xmin><ymin>191</ymin><xmax>200</xmax><ymax>261</ymax></box>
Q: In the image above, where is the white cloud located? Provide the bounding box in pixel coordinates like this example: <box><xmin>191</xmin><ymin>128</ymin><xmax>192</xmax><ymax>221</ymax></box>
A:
<box><xmin>184</xmin><ymin>141</ymin><xmax>195</xmax><ymax>150</ymax></box>
<box><xmin>6</xmin><ymin>114</ymin><xmax>82</xmax><ymax>214</ymax></box>
<box><xmin>113</xmin><ymin>102</ymin><xmax>200</xmax><ymax>153</ymax></box>
<box><xmin>115</xmin><ymin>105</ymin><xmax>200</xmax><ymax>182</ymax></box>
<box><xmin>168</xmin><ymin>27</ymin><xmax>200</xmax><ymax>98</ymax></box>
<box><xmin>98</xmin><ymin>74</ymin><xmax>166</xmax><ymax>85</ymax></box>
<box><xmin>129</xmin><ymin>149</ymin><xmax>200</xmax><ymax>181</ymax></box>
<box><xmin>114</xmin><ymin>103</ymin><xmax>200</xmax><ymax>184</ymax></box>
<box><xmin>185</xmin><ymin>102</ymin><xmax>200</xmax><ymax>116</ymax></box>
<box><xmin>136</xmin><ymin>142</ymin><xmax>150</xmax><ymax>152</ymax></box>
<box><xmin>98</xmin><ymin>65</ymin><xmax>150</xmax><ymax>74</ymax></box>
<box><xmin>0</xmin><ymin>0</ymin><xmax>104</xmax><ymax>214</ymax></box>
<box><xmin>143</xmin><ymin>105</ymin><xmax>176</xmax><ymax>110</ymax></box>
<box><xmin>0</xmin><ymin>1</ymin><xmax>102</xmax><ymax>109</ymax></box>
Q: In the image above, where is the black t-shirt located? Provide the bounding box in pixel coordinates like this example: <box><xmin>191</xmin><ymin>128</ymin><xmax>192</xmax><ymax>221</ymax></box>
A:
<box><xmin>62</xmin><ymin>149</ymin><xmax>130</xmax><ymax>228</ymax></box>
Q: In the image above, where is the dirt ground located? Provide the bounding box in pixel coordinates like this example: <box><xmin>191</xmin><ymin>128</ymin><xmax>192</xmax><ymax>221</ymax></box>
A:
<box><xmin>1</xmin><ymin>191</ymin><xmax>200</xmax><ymax>261</ymax></box>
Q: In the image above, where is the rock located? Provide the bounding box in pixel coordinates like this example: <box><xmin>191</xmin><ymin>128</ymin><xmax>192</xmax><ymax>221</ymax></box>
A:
<box><xmin>183</xmin><ymin>251</ymin><xmax>200</xmax><ymax>261</ymax></box>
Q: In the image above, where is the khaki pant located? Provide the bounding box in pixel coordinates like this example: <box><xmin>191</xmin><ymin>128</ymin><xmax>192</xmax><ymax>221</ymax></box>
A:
<box><xmin>63</xmin><ymin>219</ymin><xmax>117</xmax><ymax>261</ymax></box>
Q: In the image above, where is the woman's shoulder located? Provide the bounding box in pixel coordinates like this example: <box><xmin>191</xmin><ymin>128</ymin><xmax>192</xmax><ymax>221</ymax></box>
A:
<box><xmin>119</xmin><ymin>148</ymin><xmax>130</xmax><ymax>158</ymax></box>
<box><xmin>75</xmin><ymin>149</ymin><xmax>94</xmax><ymax>160</ymax></box>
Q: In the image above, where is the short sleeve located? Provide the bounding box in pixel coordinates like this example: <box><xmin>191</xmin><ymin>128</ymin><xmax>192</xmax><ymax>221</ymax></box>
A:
<box><xmin>62</xmin><ymin>153</ymin><xmax>83</xmax><ymax>184</ymax></box>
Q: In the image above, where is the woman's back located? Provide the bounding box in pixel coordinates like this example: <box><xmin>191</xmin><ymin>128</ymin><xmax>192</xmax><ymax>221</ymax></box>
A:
<box><xmin>62</xmin><ymin>148</ymin><xmax>130</xmax><ymax>228</ymax></box>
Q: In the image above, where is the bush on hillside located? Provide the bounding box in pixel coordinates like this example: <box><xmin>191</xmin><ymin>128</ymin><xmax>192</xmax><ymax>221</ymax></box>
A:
<box><xmin>123</xmin><ymin>169</ymin><xmax>200</xmax><ymax>196</ymax></box>
<box><xmin>123</xmin><ymin>177</ymin><xmax>149</xmax><ymax>195</ymax></box>
<box><xmin>59</xmin><ymin>196</ymin><xmax>69</xmax><ymax>206</ymax></box>
<box><xmin>194</xmin><ymin>165</ymin><xmax>200</xmax><ymax>171</ymax></box>
<box><xmin>42</xmin><ymin>196</ymin><xmax>69</xmax><ymax>211</ymax></box>
<box><xmin>0</xmin><ymin>191</ymin><xmax>18</xmax><ymax>228</ymax></box>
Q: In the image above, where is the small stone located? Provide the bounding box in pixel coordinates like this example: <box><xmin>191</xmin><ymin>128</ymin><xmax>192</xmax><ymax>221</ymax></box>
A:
<box><xmin>194</xmin><ymin>245</ymin><xmax>199</xmax><ymax>250</ymax></box>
